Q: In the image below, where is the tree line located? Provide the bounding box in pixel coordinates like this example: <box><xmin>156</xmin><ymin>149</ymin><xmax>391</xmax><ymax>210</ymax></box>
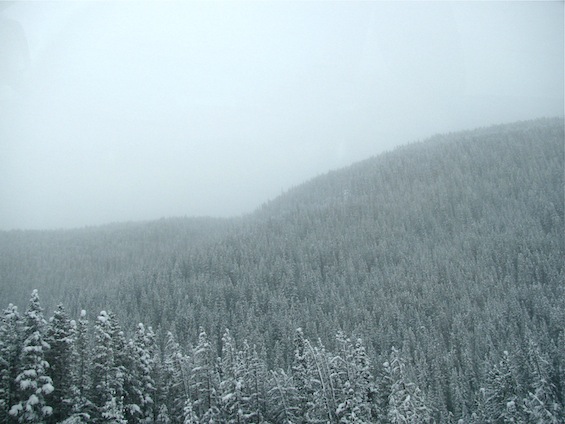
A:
<box><xmin>1</xmin><ymin>290</ymin><xmax>562</xmax><ymax>423</ymax></box>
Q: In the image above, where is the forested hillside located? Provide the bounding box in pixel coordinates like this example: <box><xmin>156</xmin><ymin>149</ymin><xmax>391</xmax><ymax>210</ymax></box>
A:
<box><xmin>1</xmin><ymin>117</ymin><xmax>563</xmax><ymax>422</ymax></box>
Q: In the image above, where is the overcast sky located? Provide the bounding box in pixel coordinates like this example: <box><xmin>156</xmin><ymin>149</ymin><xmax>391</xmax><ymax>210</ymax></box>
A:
<box><xmin>1</xmin><ymin>1</ymin><xmax>563</xmax><ymax>230</ymax></box>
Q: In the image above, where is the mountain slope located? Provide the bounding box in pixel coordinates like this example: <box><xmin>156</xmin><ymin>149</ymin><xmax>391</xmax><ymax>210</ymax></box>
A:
<box><xmin>1</xmin><ymin>117</ymin><xmax>563</xmax><ymax>420</ymax></box>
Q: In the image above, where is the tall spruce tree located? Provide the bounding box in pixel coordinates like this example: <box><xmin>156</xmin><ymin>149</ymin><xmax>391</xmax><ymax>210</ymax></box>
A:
<box><xmin>218</xmin><ymin>329</ymin><xmax>243</xmax><ymax>423</ymax></box>
<box><xmin>161</xmin><ymin>331</ymin><xmax>188</xmax><ymax>422</ymax></box>
<box><xmin>66</xmin><ymin>310</ymin><xmax>93</xmax><ymax>422</ymax></box>
<box><xmin>190</xmin><ymin>328</ymin><xmax>219</xmax><ymax>421</ymax></box>
<box><xmin>124</xmin><ymin>323</ymin><xmax>156</xmax><ymax>423</ymax></box>
<box><xmin>45</xmin><ymin>304</ymin><xmax>74</xmax><ymax>423</ymax></box>
<box><xmin>292</xmin><ymin>328</ymin><xmax>311</xmax><ymax>422</ymax></box>
<box><xmin>91</xmin><ymin>311</ymin><xmax>126</xmax><ymax>422</ymax></box>
<box><xmin>522</xmin><ymin>338</ymin><xmax>561</xmax><ymax>423</ymax></box>
<box><xmin>384</xmin><ymin>347</ymin><xmax>433</xmax><ymax>424</ymax></box>
<box><xmin>9</xmin><ymin>290</ymin><xmax>54</xmax><ymax>423</ymax></box>
<box><xmin>0</xmin><ymin>304</ymin><xmax>22</xmax><ymax>424</ymax></box>
<box><xmin>483</xmin><ymin>350</ymin><xmax>522</xmax><ymax>423</ymax></box>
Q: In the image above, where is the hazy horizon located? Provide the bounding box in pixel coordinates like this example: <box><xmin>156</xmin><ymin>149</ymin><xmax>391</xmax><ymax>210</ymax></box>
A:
<box><xmin>1</xmin><ymin>1</ymin><xmax>563</xmax><ymax>231</ymax></box>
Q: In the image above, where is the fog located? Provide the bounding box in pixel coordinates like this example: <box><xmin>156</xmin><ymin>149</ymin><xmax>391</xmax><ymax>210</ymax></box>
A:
<box><xmin>1</xmin><ymin>1</ymin><xmax>563</xmax><ymax>230</ymax></box>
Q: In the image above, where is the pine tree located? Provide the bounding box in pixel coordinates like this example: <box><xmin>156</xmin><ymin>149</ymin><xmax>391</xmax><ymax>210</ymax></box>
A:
<box><xmin>161</xmin><ymin>331</ymin><xmax>188</xmax><ymax>422</ymax></box>
<box><xmin>240</xmin><ymin>340</ymin><xmax>268</xmax><ymax>423</ymax></box>
<box><xmin>100</xmin><ymin>390</ymin><xmax>127</xmax><ymax>424</ymax></box>
<box><xmin>124</xmin><ymin>323</ymin><xmax>156</xmax><ymax>423</ymax></box>
<box><xmin>483</xmin><ymin>350</ymin><xmax>522</xmax><ymax>423</ymax></box>
<box><xmin>334</xmin><ymin>334</ymin><xmax>374</xmax><ymax>423</ymax></box>
<box><xmin>45</xmin><ymin>304</ymin><xmax>75</xmax><ymax>423</ymax></box>
<box><xmin>183</xmin><ymin>398</ymin><xmax>200</xmax><ymax>424</ymax></box>
<box><xmin>108</xmin><ymin>311</ymin><xmax>128</xmax><ymax>403</ymax></box>
<box><xmin>384</xmin><ymin>347</ymin><xmax>433</xmax><ymax>424</ymax></box>
<box><xmin>0</xmin><ymin>304</ymin><xmax>22</xmax><ymax>424</ymax></box>
<box><xmin>66</xmin><ymin>310</ymin><xmax>93</xmax><ymax>422</ymax></box>
<box><xmin>91</xmin><ymin>310</ymin><xmax>126</xmax><ymax>422</ymax></box>
<box><xmin>156</xmin><ymin>404</ymin><xmax>171</xmax><ymax>424</ymax></box>
<box><xmin>218</xmin><ymin>329</ymin><xmax>243</xmax><ymax>423</ymax></box>
<box><xmin>190</xmin><ymin>328</ymin><xmax>218</xmax><ymax>420</ymax></box>
<box><xmin>292</xmin><ymin>328</ymin><xmax>311</xmax><ymax>422</ymax></box>
<box><xmin>522</xmin><ymin>339</ymin><xmax>561</xmax><ymax>423</ymax></box>
<box><xmin>9</xmin><ymin>290</ymin><xmax>54</xmax><ymax>423</ymax></box>
<box><xmin>312</xmin><ymin>340</ymin><xmax>339</xmax><ymax>423</ymax></box>
<box><xmin>266</xmin><ymin>369</ymin><xmax>300</xmax><ymax>424</ymax></box>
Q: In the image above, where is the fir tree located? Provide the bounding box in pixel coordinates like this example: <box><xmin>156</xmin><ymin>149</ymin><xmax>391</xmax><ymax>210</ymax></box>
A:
<box><xmin>161</xmin><ymin>331</ymin><xmax>189</xmax><ymax>422</ymax></box>
<box><xmin>483</xmin><ymin>350</ymin><xmax>522</xmax><ymax>423</ymax></box>
<box><xmin>240</xmin><ymin>340</ymin><xmax>268</xmax><ymax>423</ymax></box>
<box><xmin>522</xmin><ymin>339</ymin><xmax>561</xmax><ymax>423</ymax></box>
<box><xmin>190</xmin><ymin>328</ymin><xmax>218</xmax><ymax>419</ymax></box>
<box><xmin>292</xmin><ymin>328</ymin><xmax>311</xmax><ymax>422</ymax></box>
<box><xmin>384</xmin><ymin>347</ymin><xmax>433</xmax><ymax>424</ymax></box>
<box><xmin>0</xmin><ymin>304</ymin><xmax>22</xmax><ymax>424</ymax></box>
<box><xmin>334</xmin><ymin>333</ymin><xmax>374</xmax><ymax>423</ymax></box>
<box><xmin>45</xmin><ymin>304</ymin><xmax>75</xmax><ymax>423</ymax></box>
<box><xmin>156</xmin><ymin>404</ymin><xmax>171</xmax><ymax>424</ymax></box>
<box><xmin>218</xmin><ymin>329</ymin><xmax>244</xmax><ymax>423</ymax></box>
<box><xmin>91</xmin><ymin>311</ymin><xmax>126</xmax><ymax>422</ymax></box>
<box><xmin>67</xmin><ymin>310</ymin><xmax>93</xmax><ymax>422</ymax></box>
<box><xmin>9</xmin><ymin>290</ymin><xmax>54</xmax><ymax>423</ymax></box>
<box><xmin>266</xmin><ymin>369</ymin><xmax>300</xmax><ymax>424</ymax></box>
<box><xmin>183</xmin><ymin>398</ymin><xmax>200</xmax><ymax>424</ymax></box>
<box><xmin>124</xmin><ymin>323</ymin><xmax>156</xmax><ymax>423</ymax></box>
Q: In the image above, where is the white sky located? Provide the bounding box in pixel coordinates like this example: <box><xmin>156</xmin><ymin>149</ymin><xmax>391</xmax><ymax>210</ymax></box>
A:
<box><xmin>1</xmin><ymin>1</ymin><xmax>563</xmax><ymax>230</ymax></box>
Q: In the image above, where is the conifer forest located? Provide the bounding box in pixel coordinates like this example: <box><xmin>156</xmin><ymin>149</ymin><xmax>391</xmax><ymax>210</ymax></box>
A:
<box><xmin>1</xmin><ymin>118</ymin><xmax>564</xmax><ymax>422</ymax></box>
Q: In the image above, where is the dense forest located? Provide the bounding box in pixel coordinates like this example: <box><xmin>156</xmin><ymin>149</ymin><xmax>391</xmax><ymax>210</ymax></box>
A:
<box><xmin>1</xmin><ymin>117</ymin><xmax>563</xmax><ymax>422</ymax></box>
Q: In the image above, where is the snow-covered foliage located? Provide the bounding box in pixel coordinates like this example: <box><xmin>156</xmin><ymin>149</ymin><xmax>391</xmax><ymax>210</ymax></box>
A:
<box><xmin>9</xmin><ymin>290</ymin><xmax>54</xmax><ymax>422</ymax></box>
<box><xmin>0</xmin><ymin>119</ymin><xmax>564</xmax><ymax>422</ymax></box>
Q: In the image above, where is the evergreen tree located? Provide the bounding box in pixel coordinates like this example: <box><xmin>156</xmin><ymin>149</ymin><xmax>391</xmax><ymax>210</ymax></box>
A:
<box><xmin>483</xmin><ymin>350</ymin><xmax>522</xmax><ymax>423</ymax></box>
<box><xmin>67</xmin><ymin>310</ymin><xmax>93</xmax><ymax>422</ymax></box>
<box><xmin>267</xmin><ymin>369</ymin><xmax>300</xmax><ymax>424</ymax></box>
<box><xmin>160</xmin><ymin>331</ymin><xmax>188</xmax><ymax>422</ymax></box>
<box><xmin>100</xmin><ymin>390</ymin><xmax>127</xmax><ymax>424</ymax></box>
<box><xmin>240</xmin><ymin>340</ymin><xmax>268</xmax><ymax>423</ymax></box>
<box><xmin>307</xmin><ymin>340</ymin><xmax>338</xmax><ymax>423</ymax></box>
<box><xmin>190</xmin><ymin>328</ymin><xmax>218</xmax><ymax>421</ymax></box>
<box><xmin>334</xmin><ymin>334</ymin><xmax>374</xmax><ymax>423</ymax></box>
<box><xmin>124</xmin><ymin>323</ymin><xmax>156</xmax><ymax>423</ymax></box>
<box><xmin>45</xmin><ymin>304</ymin><xmax>75</xmax><ymax>423</ymax></box>
<box><xmin>292</xmin><ymin>328</ymin><xmax>312</xmax><ymax>422</ymax></box>
<box><xmin>218</xmin><ymin>329</ymin><xmax>244</xmax><ymax>423</ymax></box>
<box><xmin>9</xmin><ymin>290</ymin><xmax>54</xmax><ymax>423</ymax></box>
<box><xmin>156</xmin><ymin>404</ymin><xmax>171</xmax><ymax>424</ymax></box>
<box><xmin>108</xmin><ymin>311</ymin><xmax>128</xmax><ymax>403</ymax></box>
<box><xmin>522</xmin><ymin>339</ymin><xmax>561</xmax><ymax>423</ymax></box>
<box><xmin>183</xmin><ymin>398</ymin><xmax>200</xmax><ymax>424</ymax></box>
<box><xmin>0</xmin><ymin>304</ymin><xmax>22</xmax><ymax>424</ymax></box>
<box><xmin>384</xmin><ymin>347</ymin><xmax>432</xmax><ymax>424</ymax></box>
<box><xmin>91</xmin><ymin>311</ymin><xmax>126</xmax><ymax>422</ymax></box>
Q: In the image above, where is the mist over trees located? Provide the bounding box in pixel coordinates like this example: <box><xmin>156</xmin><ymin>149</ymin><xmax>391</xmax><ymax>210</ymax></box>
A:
<box><xmin>0</xmin><ymin>117</ymin><xmax>563</xmax><ymax>422</ymax></box>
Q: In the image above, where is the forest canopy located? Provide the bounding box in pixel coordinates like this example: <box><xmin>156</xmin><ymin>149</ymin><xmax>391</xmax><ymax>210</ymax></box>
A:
<box><xmin>1</xmin><ymin>117</ymin><xmax>564</xmax><ymax>422</ymax></box>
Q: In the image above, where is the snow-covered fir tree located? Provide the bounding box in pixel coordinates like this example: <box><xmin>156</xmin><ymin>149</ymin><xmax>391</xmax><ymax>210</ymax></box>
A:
<box><xmin>124</xmin><ymin>323</ymin><xmax>156</xmax><ymax>423</ymax></box>
<box><xmin>0</xmin><ymin>303</ymin><xmax>22</xmax><ymax>424</ymax></box>
<box><xmin>9</xmin><ymin>290</ymin><xmax>54</xmax><ymax>423</ymax></box>
<box><xmin>384</xmin><ymin>347</ymin><xmax>433</xmax><ymax>424</ymax></box>
<box><xmin>44</xmin><ymin>304</ymin><xmax>74</xmax><ymax>423</ymax></box>
<box><xmin>190</xmin><ymin>328</ymin><xmax>219</xmax><ymax>422</ymax></box>
<box><xmin>90</xmin><ymin>311</ymin><xmax>125</xmax><ymax>422</ymax></box>
<box><xmin>522</xmin><ymin>338</ymin><xmax>561</xmax><ymax>423</ymax></box>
